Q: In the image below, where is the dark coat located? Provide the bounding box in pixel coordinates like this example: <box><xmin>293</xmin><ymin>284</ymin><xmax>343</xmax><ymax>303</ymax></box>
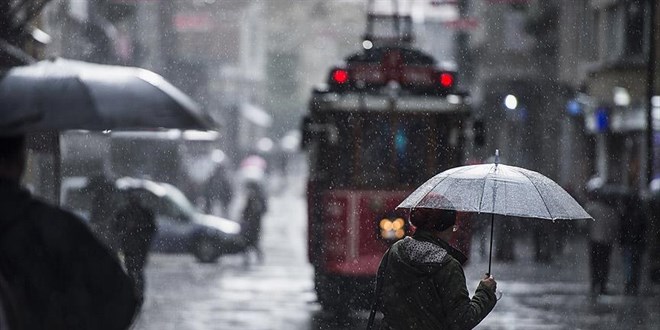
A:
<box><xmin>241</xmin><ymin>183</ymin><xmax>267</xmax><ymax>247</ymax></box>
<box><xmin>0</xmin><ymin>179</ymin><xmax>138</xmax><ymax>330</ymax></box>
<box><xmin>205</xmin><ymin>167</ymin><xmax>234</xmax><ymax>208</ymax></box>
<box><xmin>619</xmin><ymin>194</ymin><xmax>647</xmax><ymax>248</ymax></box>
<box><xmin>380</xmin><ymin>230</ymin><xmax>496</xmax><ymax>330</ymax></box>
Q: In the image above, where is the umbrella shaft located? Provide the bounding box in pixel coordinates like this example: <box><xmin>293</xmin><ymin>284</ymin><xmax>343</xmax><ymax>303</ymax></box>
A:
<box><xmin>487</xmin><ymin>213</ymin><xmax>494</xmax><ymax>276</ymax></box>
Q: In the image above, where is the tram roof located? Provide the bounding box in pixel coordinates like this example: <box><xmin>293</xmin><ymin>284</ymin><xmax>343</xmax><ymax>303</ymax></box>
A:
<box><xmin>309</xmin><ymin>91</ymin><xmax>470</xmax><ymax>114</ymax></box>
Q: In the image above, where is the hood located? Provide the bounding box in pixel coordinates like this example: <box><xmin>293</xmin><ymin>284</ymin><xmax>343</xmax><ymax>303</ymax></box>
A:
<box><xmin>0</xmin><ymin>179</ymin><xmax>33</xmax><ymax>233</ymax></box>
<box><xmin>389</xmin><ymin>236</ymin><xmax>451</xmax><ymax>276</ymax></box>
<box><xmin>388</xmin><ymin>230</ymin><xmax>467</xmax><ymax>277</ymax></box>
<box><xmin>195</xmin><ymin>214</ymin><xmax>241</xmax><ymax>235</ymax></box>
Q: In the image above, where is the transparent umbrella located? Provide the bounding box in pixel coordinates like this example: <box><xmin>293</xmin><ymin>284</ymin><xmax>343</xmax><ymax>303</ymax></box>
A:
<box><xmin>397</xmin><ymin>150</ymin><xmax>592</xmax><ymax>275</ymax></box>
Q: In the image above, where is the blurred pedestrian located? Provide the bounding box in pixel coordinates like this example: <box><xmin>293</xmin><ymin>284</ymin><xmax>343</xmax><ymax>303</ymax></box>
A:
<box><xmin>583</xmin><ymin>182</ymin><xmax>619</xmax><ymax>296</ymax></box>
<box><xmin>241</xmin><ymin>180</ymin><xmax>267</xmax><ymax>264</ymax></box>
<box><xmin>494</xmin><ymin>217</ymin><xmax>516</xmax><ymax>261</ymax></box>
<box><xmin>88</xmin><ymin>173</ymin><xmax>119</xmax><ymax>250</ymax></box>
<box><xmin>532</xmin><ymin>220</ymin><xmax>553</xmax><ymax>263</ymax></box>
<box><xmin>619</xmin><ymin>192</ymin><xmax>647</xmax><ymax>295</ymax></box>
<box><xmin>114</xmin><ymin>192</ymin><xmax>157</xmax><ymax>303</ymax></box>
<box><xmin>205</xmin><ymin>163</ymin><xmax>233</xmax><ymax>217</ymax></box>
<box><xmin>0</xmin><ymin>135</ymin><xmax>138</xmax><ymax>330</ymax></box>
<box><xmin>369</xmin><ymin>208</ymin><xmax>497</xmax><ymax>330</ymax></box>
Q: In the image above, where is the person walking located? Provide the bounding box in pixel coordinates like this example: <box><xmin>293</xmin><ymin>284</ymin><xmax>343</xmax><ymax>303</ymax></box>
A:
<box><xmin>205</xmin><ymin>163</ymin><xmax>234</xmax><ymax>217</ymax></box>
<box><xmin>0</xmin><ymin>135</ymin><xmax>138</xmax><ymax>330</ymax></box>
<box><xmin>241</xmin><ymin>180</ymin><xmax>267</xmax><ymax>264</ymax></box>
<box><xmin>619</xmin><ymin>192</ymin><xmax>647</xmax><ymax>295</ymax></box>
<box><xmin>371</xmin><ymin>208</ymin><xmax>497</xmax><ymax>330</ymax></box>
<box><xmin>583</xmin><ymin>183</ymin><xmax>619</xmax><ymax>296</ymax></box>
<box><xmin>114</xmin><ymin>191</ymin><xmax>157</xmax><ymax>304</ymax></box>
<box><xmin>88</xmin><ymin>174</ymin><xmax>120</xmax><ymax>250</ymax></box>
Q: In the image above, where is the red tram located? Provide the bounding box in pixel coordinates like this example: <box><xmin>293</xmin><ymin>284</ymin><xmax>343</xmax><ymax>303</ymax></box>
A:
<box><xmin>301</xmin><ymin>34</ymin><xmax>473</xmax><ymax>309</ymax></box>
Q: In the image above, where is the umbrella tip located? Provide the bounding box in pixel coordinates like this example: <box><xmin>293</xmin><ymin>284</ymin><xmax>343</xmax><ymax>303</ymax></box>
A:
<box><xmin>495</xmin><ymin>149</ymin><xmax>500</xmax><ymax>166</ymax></box>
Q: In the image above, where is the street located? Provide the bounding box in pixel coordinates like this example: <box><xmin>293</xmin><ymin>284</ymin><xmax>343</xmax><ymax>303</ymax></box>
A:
<box><xmin>133</xmin><ymin>172</ymin><xmax>660</xmax><ymax>330</ymax></box>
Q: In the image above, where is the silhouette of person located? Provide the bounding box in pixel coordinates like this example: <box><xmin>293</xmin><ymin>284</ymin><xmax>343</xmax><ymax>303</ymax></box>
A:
<box><xmin>241</xmin><ymin>181</ymin><xmax>267</xmax><ymax>264</ymax></box>
<box><xmin>205</xmin><ymin>164</ymin><xmax>233</xmax><ymax>217</ymax></box>
<box><xmin>619</xmin><ymin>192</ymin><xmax>647</xmax><ymax>295</ymax></box>
<box><xmin>584</xmin><ymin>182</ymin><xmax>619</xmax><ymax>295</ymax></box>
<box><xmin>0</xmin><ymin>134</ymin><xmax>138</xmax><ymax>330</ymax></box>
<box><xmin>88</xmin><ymin>174</ymin><xmax>119</xmax><ymax>250</ymax></box>
<box><xmin>114</xmin><ymin>191</ymin><xmax>157</xmax><ymax>304</ymax></box>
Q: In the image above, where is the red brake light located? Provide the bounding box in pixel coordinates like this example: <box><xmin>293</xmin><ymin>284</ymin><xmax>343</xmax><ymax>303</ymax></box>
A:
<box><xmin>439</xmin><ymin>72</ymin><xmax>454</xmax><ymax>88</ymax></box>
<box><xmin>332</xmin><ymin>69</ymin><xmax>349</xmax><ymax>84</ymax></box>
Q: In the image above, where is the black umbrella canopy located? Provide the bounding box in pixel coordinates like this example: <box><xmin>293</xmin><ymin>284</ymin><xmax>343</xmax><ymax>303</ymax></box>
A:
<box><xmin>0</xmin><ymin>58</ymin><xmax>217</xmax><ymax>134</ymax></box>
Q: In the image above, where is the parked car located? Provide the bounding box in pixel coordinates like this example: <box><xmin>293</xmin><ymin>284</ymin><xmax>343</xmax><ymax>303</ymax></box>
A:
<box><xmin>61</xmin><ymin>176</ymin><xmax>245</xmax><ymax>263</ymax></box>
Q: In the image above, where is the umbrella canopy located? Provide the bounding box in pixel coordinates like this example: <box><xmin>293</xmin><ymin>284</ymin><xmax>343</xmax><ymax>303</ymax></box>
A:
<box><xmin>0</xmin><ymin>58</ymin><xmax>216</xmax><ymax>134</ymax></box>
<box><xmin>397</xmin><ymin>163</ymin><xmax>592</xmax><ymax>221</ymax></box>
<box><xmin>396</xmin><ymin>160</ymin><xmax>591</xmax><ymax>275</ymax></box>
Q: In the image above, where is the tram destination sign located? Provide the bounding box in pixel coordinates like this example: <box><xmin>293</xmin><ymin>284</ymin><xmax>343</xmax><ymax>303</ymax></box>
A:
<box><xmin>310</xmin><ymin>92</ymin><xmax>469</xmax><ymax>113</ymax></box>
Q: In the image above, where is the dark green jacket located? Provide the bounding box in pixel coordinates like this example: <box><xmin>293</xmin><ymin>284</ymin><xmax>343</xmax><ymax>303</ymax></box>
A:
<box><xmin>380</xmin><ymin>230</ymin><xmax>496</xmax><ymax>330</ymax></box>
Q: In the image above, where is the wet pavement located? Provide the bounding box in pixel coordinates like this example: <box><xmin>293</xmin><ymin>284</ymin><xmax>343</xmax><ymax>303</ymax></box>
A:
<box><xmin>465</xmin><ymin>235</ymin><xmax>660</xmax><ymax>330</ymax></box>
<box><xmin>133</xmin><ymin>173</ymin><xmax>660</xmax><ymax>330</ymax></box>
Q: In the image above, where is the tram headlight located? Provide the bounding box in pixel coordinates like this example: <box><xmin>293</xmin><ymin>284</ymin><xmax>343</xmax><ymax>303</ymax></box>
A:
<box><xmin>392</xmin><ymin>218</ymin><xmax>405</xmax><ymax>230</ymax></box>
<box><xmin>379</xmin><ymin>217</ymin><xmax>406</xmax><ymax>240</ymax></box>
<box><xmin>380</xmin><ymin>218</ymin><xmax>393</xmax><ymax>231</ymax></box>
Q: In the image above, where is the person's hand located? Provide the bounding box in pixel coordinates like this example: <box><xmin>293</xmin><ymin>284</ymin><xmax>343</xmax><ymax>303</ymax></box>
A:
<box><xmin>480</xmin><ymin>275</ymin><xmax>497</xmax><ymax>292</ymax></box>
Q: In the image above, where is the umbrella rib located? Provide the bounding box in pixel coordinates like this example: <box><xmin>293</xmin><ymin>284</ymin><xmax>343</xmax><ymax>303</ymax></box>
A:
<box><xmin>477</xmin><ymin>164</ymin><xmax>494</xmax><ymax>213</ymax></box>
<box><xmin>410</xmin><ymin>166</ymin><xmax>474</xmax><ymax>210</ymax></box>
<box><xmin>516</xmin><ymin>169</ymin><xmax>553</xmax><ymax>219</ymax></box>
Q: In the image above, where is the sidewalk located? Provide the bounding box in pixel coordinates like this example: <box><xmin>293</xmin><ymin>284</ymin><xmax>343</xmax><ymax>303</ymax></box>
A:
<box><xmin>463</xmin><ymin>235</ymin><xmax>660</xmax><ymax>330</ymax></box>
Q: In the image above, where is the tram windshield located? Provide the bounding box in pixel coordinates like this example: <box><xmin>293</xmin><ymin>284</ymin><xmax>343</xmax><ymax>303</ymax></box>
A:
<box><xmin>313</xmin><ymin>112</ymin><xmax>462</xmax><ymax>189</ymax></box>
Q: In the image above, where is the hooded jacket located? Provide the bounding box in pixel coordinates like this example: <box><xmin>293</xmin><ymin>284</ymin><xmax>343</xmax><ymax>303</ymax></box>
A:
<box><xmin>0</xmin><ymin>179</ymin><xmax>138</xmax><ymax>330</ymax></box>
<box><xmin>380</xmin><ymin>230</ymin><xmax>496</xmax><ymax>330</ymax></box>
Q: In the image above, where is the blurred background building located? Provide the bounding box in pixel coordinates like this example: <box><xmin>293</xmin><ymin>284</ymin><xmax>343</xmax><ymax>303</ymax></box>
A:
<box><xmin>3</xmin><ymin>0</ymin><xmax>660</xmax><ymax>279</ymax></box>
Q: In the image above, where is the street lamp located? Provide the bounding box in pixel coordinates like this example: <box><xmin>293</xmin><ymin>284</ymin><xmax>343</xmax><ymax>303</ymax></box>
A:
<box><xmin>504</xmin><ymin>94</ymin><xmax>518</xmax><ymax>110</ymax></box>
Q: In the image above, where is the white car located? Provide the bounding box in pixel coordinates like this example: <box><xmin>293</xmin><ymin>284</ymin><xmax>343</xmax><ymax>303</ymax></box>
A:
<box><xmin>61</xmin><ymin>176</ymin><xmax>244</xmax><ymax>263</ymax></box>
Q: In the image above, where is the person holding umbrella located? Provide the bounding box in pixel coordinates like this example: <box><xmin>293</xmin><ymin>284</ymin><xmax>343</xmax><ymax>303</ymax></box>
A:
<box><xmin>369</xmin><ymin>151</ymin><xmax>593</xmax><ymax>329</ymax></box>
<box><xmin>373</xmin><ymin>207</ymin><xmax>497</xmax><ymax>330</ymax></box>
<box><xmin>0</xmin><ymin>135</ymin><xmax>138</xmax><ymax>329</ymax></box>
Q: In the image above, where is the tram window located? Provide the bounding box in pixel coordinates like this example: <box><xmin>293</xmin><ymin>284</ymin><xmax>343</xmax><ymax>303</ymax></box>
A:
<box><xmin>359</xmin><ymin>116</ymin><xmax>393</xmax><ymax>187</ymax></box>
<box><xmin>313</xmin><ymin>113</ymin><xmax>457</xmax><ymax>189</ymax></box>
<box><xmin>317</xmin><ymin>116</ymin><xmax>354</xmax><ymax>187</ymax></box>
<box><xmin>395</xmin><ymin>118</ymin><xmax>429</xmax><ymax>185</ymax></box>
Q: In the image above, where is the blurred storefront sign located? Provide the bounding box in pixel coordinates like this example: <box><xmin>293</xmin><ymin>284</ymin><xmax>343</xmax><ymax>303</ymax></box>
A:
<box><xmin>174</xmin><ymin>13</ymin><xmax>214</xmax><ymax>32</ymax></box>
<box><xmin>442</xmin><ymin>18</ymin><xmax>479</xmax><ymax>31</ymax></box>
<box><xmin>486</xmin><ymin>0</ymin><xmax>530</xmax><ymax>4</ymax></box>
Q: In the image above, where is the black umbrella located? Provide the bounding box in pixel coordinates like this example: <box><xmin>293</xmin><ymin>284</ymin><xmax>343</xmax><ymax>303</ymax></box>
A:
<box><xmin>0</xmin><ymin>57</ymin><xmax>216</xmax><ymax>133</ymax></box>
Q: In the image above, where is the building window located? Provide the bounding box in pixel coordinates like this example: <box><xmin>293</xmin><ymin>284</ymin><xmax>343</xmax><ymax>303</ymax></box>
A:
<box><xmin>600</xmin><ymin>0</ymin><xmax>648</xmax><ymax>63</ymax></box>
<box><xmin>602</xmin><ymin>6</ymin><xmax>625</xmax><ymax>61</ymax></box>
<box><xmin>578</xmin><ymin>1</ymin><xmax>597</xmax><ymax>62</ymax></box>
<box><xmin>623</xmin><ymin>0</ymin><xmax>646</xmax><ymax>57</ymax></box>
<box><xmin>503</xmin><ymin>11</ymin><xmax>533</xmax><ymax>52</ymax></box>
